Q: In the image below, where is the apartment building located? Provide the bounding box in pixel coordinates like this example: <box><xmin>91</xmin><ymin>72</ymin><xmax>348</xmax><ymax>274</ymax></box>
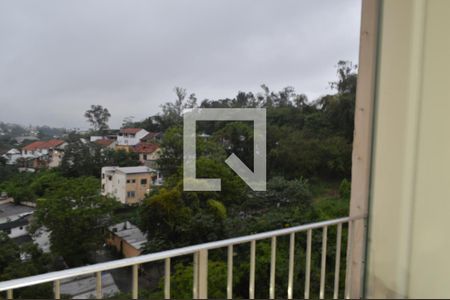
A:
<box><xmin>101</xmin><ymin>166</ymin><xmax>156</xmax><ymax>204</ymax></box>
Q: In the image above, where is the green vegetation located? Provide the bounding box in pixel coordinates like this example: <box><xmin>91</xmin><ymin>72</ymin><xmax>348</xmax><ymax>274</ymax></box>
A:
<box><xmin>0</xmin><ymin>232</ymin><xmax>55</xmax><ymax>299</ymax></box>
<box><xmin>1</xmin><ymin>172</ymin><xmax>120</xmax><ymax>267</ymax></box>
<box><xmin>129</xmin><ymin>61</ymin><xmax>356</xmax><ymax>298</ymax></box>
<box><xmin>59</xmin><ymin>133</ymin><xmax>140</xmax><ymax>177</ymax></box>
<box><xmin>0</xmin><ymin>61</ymin><xmax>355</xmax><ymax>298</ymax></box>
<box><xmin>31</xmin><ymin>176</ymin><xmax>120</xmax><ymax>267</ymax></box>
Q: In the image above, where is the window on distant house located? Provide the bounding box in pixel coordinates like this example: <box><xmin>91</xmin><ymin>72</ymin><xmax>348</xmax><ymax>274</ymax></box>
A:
<box><xmin>127</xmin><ymin>191</ymin><xmax>136</xmax><ymax>198</ymax></box>
<box><xmin>132</xmin><ymin>179</ymin><xmax>136</xmax><ymax>183</ymax></box>
<box><xmin>141</xmin><ymin>179</ymin><xmax>147</xmax><ymax>185</ymax></box>
<box><xmin>127</xmin><ymin>179</ymin><xmax>130</xmax><ymax>183</ymax></box>
<box><xmin>143</xmin><ymin>154</ymin><xmax>147</xmax><ymax>160</ymax></box>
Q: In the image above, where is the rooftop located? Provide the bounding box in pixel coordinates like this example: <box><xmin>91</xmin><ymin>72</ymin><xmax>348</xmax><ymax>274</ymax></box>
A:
<box><xmin>103</xmin><ymin>166</ymin><xmax>156</xmax><ymax>175</ymax></box>
<box><xmin>133</xmin><ymin>142</ymin><xmax>159</xmax><ymax>154</ymax></box>
<box><xmin>108</xmin><ymin>221</ymin><xmax>147</xmax><ymax>250</ymax></box>
<box><xmin>119</xmin><ymin>128</ymin><xmax>144</xmax><ymax>134</ymax></box>
<box><xmin>22</xmin><ymin>139</ymin><xmax>65</xmax><ymax>151</ymax></box>
<box><xmin>0</xmin><ymin>203</ymin><xmax>34</xmax><ymax>222</ymax></box>
<box><xmin>141</xmin><ymin>131</ymin><xmax>161</xmax><ymax>140</ymax></box>
<box><xmin>95</xmin><ymin>139</ymin><xmax>115</xmax><ymax>147</ymax></box>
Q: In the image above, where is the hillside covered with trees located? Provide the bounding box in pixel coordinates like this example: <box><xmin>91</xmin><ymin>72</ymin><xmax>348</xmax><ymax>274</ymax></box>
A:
<box><xmin>0</xmin><ymin>61</ymin><xmax>356</xmax><ymax>299</ymax></box>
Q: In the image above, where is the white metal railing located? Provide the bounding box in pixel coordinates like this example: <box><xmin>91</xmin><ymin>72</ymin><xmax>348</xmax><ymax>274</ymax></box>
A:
<box><xmin>0</xmin><ymin>215</ymin><xmax>365</xmax><ymax>299</ymax></box>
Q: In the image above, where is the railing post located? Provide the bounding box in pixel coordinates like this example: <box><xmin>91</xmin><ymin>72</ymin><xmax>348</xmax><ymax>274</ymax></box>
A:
<box><xmin>345</xmin><ymin>221</ymin><xmax>354</xmax><ymax>299</ymax></box>
<box><xmin>287</xmin><ymin>233</ymin><xmax>295</xmax><ymax>300</ymax></box>
<box><xmin>6</xmin><ymin>289</ymin><xmax>13</xmax><ymax>300</ymax></box>
<box><xmin>320</xmin><ymin>226</ymin><xmax>328</xmax><ymax>299</ymax></box>
<box><xmin>54</xmin><ymin>280</ymin><xmax>61</xmax><ymax>300</ymax></box>
<box><xmin>227</xmin><ymin>245</ymin><xmax>233</xmax><ymax>299</ymax></box>
<box><xmin>164</xmin><ymin>258</ymin><xmax>171</xmax><ymax>299</ymax></box>
<box><xmin>269</xmin><ymin>236</ymin><xmax>277</xmax><ymax>299</ymax></box>
<box><xmin>132</xmin><ymin>264</ymin><xmax>139</xmax><ymax>300</ymax></box>
<box><xmin>96</xmin><ymin>271</ymin><xmax>102</xmax><ymax>299</ymax></box>
<box><xmin>193</xmin><ymin>249</ymin><xmax>208</xmax><ymax>299</ymax></box>
<box><xmin>249</xmin><ymin>240</ymin><xmax>256</xmax><ymax>299</ymax></box>
<box><xmin>334</xmin><ymin>223</ymin><xmax>343</xmax><ymax>299</ymax></box>
<box><xmin>304</xmin><ymin>229</ymin><xmax>312</xmax><ymax>299</ymax></box>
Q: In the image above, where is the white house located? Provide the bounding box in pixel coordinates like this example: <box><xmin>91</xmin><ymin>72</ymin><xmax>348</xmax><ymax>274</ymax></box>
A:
<box><xmin>2</xmin><ymin>148</ymin><xmax>21</xmax><ymax>165</ymax></box>
<box><xmin>116</xmin><ymin>128</ymin><xmax>149</xmax><ymax>146</ymax></box>
<box><xmin>0</xmin><ymin>202</ymin><xmax>34</xmax><ymax>239</ymax></box>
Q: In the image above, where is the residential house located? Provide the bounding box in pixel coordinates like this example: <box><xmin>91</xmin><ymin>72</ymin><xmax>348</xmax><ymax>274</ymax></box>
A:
<box><xmin>0</xmin><ymin>202</ymin><xmax>34</xmax><ymax>239</ymax></box>
<box><xmin>2</xmin><ymin>148</ymin><xmax>21</xmax><ymax>165</ymax></box>
<box><xmin>101</xmin><ymin>166</ymin><xmax>156</xmax><ymax>204</ymax></box>
<box><xmin>132</xmin><ymin>142</ymin><xmax>161</xmax><ymax>169</ymax></box>
<box><xmin>0</xmin><ymin>201</ymin><xmax>51</xmax><ymax>252</ymax></box>
<box><xmin>20</xmin><ymin>139</ymin><xmax>67</xmax><ymax>169</ymax></box>
<box><xmin>107</xmin><ymin>221</ymin><xmax>147</xmax><ymax>258</ymax></box>
<box><xmin>115</xmin><ymin>128</ymin><xmax>149</xmax><ymax>151</ymax></box>
<box><xmin>94</xmin><ymin>139</ymin><xmax>117</xmax><ymax>150</ymax></box>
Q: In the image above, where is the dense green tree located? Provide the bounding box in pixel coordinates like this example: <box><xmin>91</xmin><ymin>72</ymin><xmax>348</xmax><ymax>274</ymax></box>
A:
<box><xmin>31</xmin><ymin>176</ymin><xmax>119</xmax><ymax>266</ymax></box>
<box><xmin>60</xmin><ymin>133</ymin><xmax>140</xmax><ymax>177</ymax></box>
<box><xmin>0</xmin><ymin>233</ymin><xmax>54</xmax><ymax>298</ymax></box>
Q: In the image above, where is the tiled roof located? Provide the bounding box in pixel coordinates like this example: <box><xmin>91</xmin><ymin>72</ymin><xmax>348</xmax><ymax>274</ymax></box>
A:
<box><xmin>141</xmin><ymin>132</ymin><xmax>161</xmax><ymax>140</ymax></box>
<box><xmin>133</xmin><ymin>142</ymin><xmax>159</xmax><ymax>154</ymax></box>
<box><xmin>120</xmin><ymin>128</ymin><xmax>143</xmax><ymax>134</ymax></box>
<box><xmin>94</xmin><ymin>139</ymin><xmax>115</xmax><ymax>147</ymax></box>
<box><xmin>22</xmin><ymin>139</ymin><xmax>64</xmax><ymax>151</ymax></box>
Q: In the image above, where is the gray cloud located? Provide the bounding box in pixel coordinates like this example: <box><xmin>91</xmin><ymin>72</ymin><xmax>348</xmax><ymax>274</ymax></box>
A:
<box><xmin>0</xmin><ymin>0</ymin><xmax>361</xmax><ymax>129</ymax></box>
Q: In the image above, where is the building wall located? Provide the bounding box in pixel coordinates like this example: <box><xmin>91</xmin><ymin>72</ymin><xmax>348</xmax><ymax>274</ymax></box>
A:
<box><xmin>106</xmin><ymin>233</ymin><xmax>141</xmax><ymax>258</ymax></box>
<box><xmin>102</xmin><ymin>170</ymin><xmax>126</xmax><ymax>204</ymax></box>
<box><xmin>122</xmin><ymin>173</ymin><xmax>152</xmax><ymax>204</ymax></box>
<box><xmin>9</xmin><ymin>225</ymin><xmax>28</xmax><ymax>239</ymax></box>
<box><xmin>366</xmin><ymin>0</ymin><xmax>450</xmax><ymax>298</ymax></box>
<box><xmin>48</xmin><ymin>150</ymin><xmax>64</xmax><ymax>168</ymax></box>
<box><xmin>114</xmin><ymin>145</ymin><xmax>132</xmax><ymax>152</ymax></box>
<box><xmin>138</xmin><ymin>149</ymin><xmax>161</xmax><ymax>169</ymax></box>
<box><xmin>101</xmin><ymin>169</ymin><xmax>151</xmax><ymax>204</ymax></box>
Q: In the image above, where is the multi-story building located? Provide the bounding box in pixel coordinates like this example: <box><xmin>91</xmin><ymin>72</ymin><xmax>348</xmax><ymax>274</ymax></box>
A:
<box><xmin>101</xmin><ymin>166</ymin><xmax>156</xmax><ymax>205</ymax></box>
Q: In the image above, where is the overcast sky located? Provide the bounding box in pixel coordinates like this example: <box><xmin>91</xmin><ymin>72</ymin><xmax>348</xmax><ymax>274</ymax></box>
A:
<box><xmin>0</xmin><ymin>0</ymin><xmax>361</xmax><ymax>129</ymax></box>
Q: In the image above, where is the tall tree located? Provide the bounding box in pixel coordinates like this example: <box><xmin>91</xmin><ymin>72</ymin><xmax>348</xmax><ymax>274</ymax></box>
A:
<box><xmin>84</xmin><ymin>105</ymin><xmax>111</xmax><ymax>133</ymax></box>
<box><xmin>31</xmin><ymin>176</ymin><xmax>119</xmax><ymax>267</ymax></box>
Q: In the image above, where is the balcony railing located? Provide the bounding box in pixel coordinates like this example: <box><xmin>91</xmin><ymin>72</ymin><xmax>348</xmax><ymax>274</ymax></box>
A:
<box><xmin>0</xmin><ymin>215</ymin><xmax>365</xmax><ymax>299</ymax></box>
